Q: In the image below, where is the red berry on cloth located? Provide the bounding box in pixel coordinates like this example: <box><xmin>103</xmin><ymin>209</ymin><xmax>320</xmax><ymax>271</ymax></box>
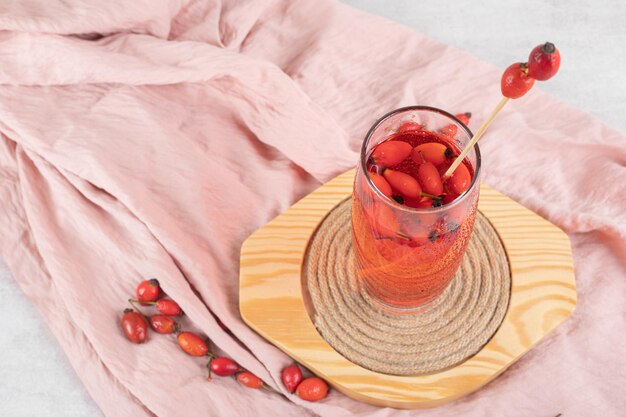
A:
<box><xmin>210</xmin><ymin>357</ymin><xmax>239</xmax><ymax>376</ymax></box>
<box><xmin>149</xmin><ymin>315</ymin><xmax>178</xmax><ymax>334</ymax></box>
<box><xmin>121</xmin><ymin>309</ymin><xmax>148</xmax><ymax>344</ymax></box>
<box><xmin>236</xmin><ymin>372</ymin><xmax>264</xmax><ymax>389</ymax></box>
<box><xmin>136</xmin><ymin>279</ymin><xmax>160</xmax><ymax>305</ymax></box>
<box><xmin>156</xmin><ymin>299</ymin><xmax>182</xmax><ymax>316</ymax></box>
<box><xmin>177</xmin><ymin>332</ymin><xmax>209</xmax><ymax>356</ymax></box>
<box><xmin>281</xmin><ymin>365</ymin><xmax>303</xmax><ymax>393</ymax></box>
<box><xmin>296</xmin><ymin>377</ymin><xmax>329</xmax><ymax>402</ymax></box>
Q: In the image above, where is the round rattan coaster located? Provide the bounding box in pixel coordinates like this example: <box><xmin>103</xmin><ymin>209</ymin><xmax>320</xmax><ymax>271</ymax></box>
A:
<box><xmin>302</xmin><ymin>198</ymin><xmax>511</xmax><ymax>376</ymax></box>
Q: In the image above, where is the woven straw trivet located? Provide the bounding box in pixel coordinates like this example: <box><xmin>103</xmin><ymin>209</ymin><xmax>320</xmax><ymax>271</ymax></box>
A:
<box><xmin>302</xmin><ymin>198</ymin><xmax>511</xmax><ymax>376</ymax></box>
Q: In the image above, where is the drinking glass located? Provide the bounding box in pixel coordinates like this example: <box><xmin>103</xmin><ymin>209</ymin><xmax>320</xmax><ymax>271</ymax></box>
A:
<box><xmin>351</xmin><ymin>106</ymin><xmax>481</xmax><ymax>311</ymax></box>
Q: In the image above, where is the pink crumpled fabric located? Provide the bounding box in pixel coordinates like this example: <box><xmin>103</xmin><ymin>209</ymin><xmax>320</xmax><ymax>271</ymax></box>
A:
<box><xmin>0</xmin><ymin>1</ymin><xmax>625</xmax><ymax>416</ymax></box>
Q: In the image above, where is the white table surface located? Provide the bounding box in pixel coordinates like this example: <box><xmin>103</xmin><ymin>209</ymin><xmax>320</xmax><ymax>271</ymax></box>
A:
<box><xmin>1</xmin><ymin>1</ymin><xmax>624</xmax><ymax>416</ymax></box>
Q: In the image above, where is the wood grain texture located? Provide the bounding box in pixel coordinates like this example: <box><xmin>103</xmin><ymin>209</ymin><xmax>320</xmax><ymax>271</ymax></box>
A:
<box><xmin>239</xmin><ymin>169</ymin><xmax>576</xmax><ymax>408</ymax></box>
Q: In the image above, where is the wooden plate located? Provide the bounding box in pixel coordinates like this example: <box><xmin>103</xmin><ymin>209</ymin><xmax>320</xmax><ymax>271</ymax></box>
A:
<box><xmin>239</xmin><ymin>169</ymin><xmax>576</xmax><ymax>408</ymax></box>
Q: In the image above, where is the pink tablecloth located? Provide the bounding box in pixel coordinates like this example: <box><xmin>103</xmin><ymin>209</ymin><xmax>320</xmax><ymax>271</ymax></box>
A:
<box><xmin>0</xmin><ymin>1</ymin><xmax>624</xmax><ymax>416</ymax></box>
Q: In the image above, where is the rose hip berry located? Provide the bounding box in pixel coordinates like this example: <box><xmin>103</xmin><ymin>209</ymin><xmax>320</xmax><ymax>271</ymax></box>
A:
<box><xmin>149</xmin><ymin>315</ymin><xmax>178</xmax><ymax>334</ymax></box>
<box><xmin>398</xmin><ymin>121</ymin><xmax>422</xmax><ymax>133</ymax></box>
<box><xmin>501</xmin><ymin>62</ymin><xmax>535</xmax><ymax>99</ymax></box>
<box><xmin>383</xmin><ymin>168</ymin><xmax>422</xmax><ymax>199</ymax></box>
<box><xmin>155</xmin><ymin>299</ymin><xmax>182</xmax><ymax>316</ymax></box>
<box><xmin>445</xmin><ymin>161</ymin><xmax>471</xmax><ymax>194</ymax></box>
<box><xmin>177</xmin><ymin>332</ymin><xmax>209</xmax><ymax>356</ymax></box>
<box><xmin>368</xmin><ymin>172</ymin><xmax>393</xmax><ymax>198</ymax></box>
<box><xmin>442</xmin><ymin>193</ymin><xmax>460</xmax><ymax>205</ymax></box>
<box><xmin>369</xmin><ymin>140</ymin><xmax>412</xmax><ymax>167</ymax></box>
<box><xmin>121</xmin><ymin>309</ymin><xmax>148</xmax><ymax>344</ymax></box>
<box><xmin>136</xmin><ymin>279</ymin><xmax>160</xmax><ymax>305</ymax></box>
<box><xmin>527</xmin><ymin>42</ymin><xmax>561</xmax><ymax>81</ymax></box>
<box><xmin>296</xmin><ymin>377</ymin><xmax>329</xmax><ymax>402</ymax></box>
<box><xmin>412</xmin><ymin>143</ymin><xmax>447</xmax><ymax>166</ymax></box>
<box><xmin>210</xmin><ymin>357</ymin><xmax>239</xmax><ymax>376</ymax></box>
<box><xmin>440</xmin><ymin>113</ymin><xmax>471</xmax><ymax>137</ymax></box>
<box><xmin>236</xmin><ymin>372</ymin><xmax>264</xmax><ymax>389</ymax></box>
<box><xmin>440</xmin><ymin>124</ymin><xmax>457</xmax><ymax>137</ymax></box>
<box><xmin>417</xmin><ymin>162</ymin><xmax>444</xmax><ymax>196</ymax></box>
<box><xmin>281</xmin><ymin>364</ymin><xmax>303</xmax><ymax>393</ymax></box>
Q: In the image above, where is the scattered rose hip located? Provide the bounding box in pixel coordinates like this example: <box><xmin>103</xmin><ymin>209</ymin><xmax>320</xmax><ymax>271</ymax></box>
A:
<box><xmin>296</xmin><ymin>377</ymin><xmax>329</xmax><ymax>402</ymax></box>
<box><xmin>130</xmin><ymin>297</ymin><xmax>183</xmax><ymax>316</ymax></box>
<box><xmin>154</xmin><ymin>298</ymin><xmax>183</xmax><ymax>316</ymax></box>
<box><xmin>178</xmin><ymin>332</ymin><xmax>209</xmax><ymax>356</ymax></box>
<box><xmin>236</xmin><ymin>371</ymin><xmax>264</xmax><ymax>389</ymax></box>
<box><xmin>281</xmin><ymin>364</ymin><xmax>303</xmax><ymax>393</ymax></box>
<box><xmin>208</xmin><ymin>356</ymin><xmax>239</xmax><ymax>377</ymax></box>
<box><xmin>121</xmin><ymin>308</ymin><xmax>148</xmax><ymax>344</ymax></box>
<box><xmin>149</xmin><ymin>314</ymin><xmax>178</xmax><ymax>334</ymax></box>
<box><xmin>136</xmin><ymin>279</ymin><xmax>160</xmax><ymax>305</ymax></box>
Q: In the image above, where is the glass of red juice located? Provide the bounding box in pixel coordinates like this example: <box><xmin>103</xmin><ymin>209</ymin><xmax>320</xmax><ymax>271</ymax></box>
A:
<box><xmin>352</xmin><ymin>106</ymin><xmax>481</xmax><ymax>312</ymax></box>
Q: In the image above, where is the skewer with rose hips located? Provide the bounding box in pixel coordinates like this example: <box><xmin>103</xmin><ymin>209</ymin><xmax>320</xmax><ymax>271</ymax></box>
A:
<box><xmin>443</xmin><ymin>42</ymin><xmax>561</xmax><ymax>179</ymax></box>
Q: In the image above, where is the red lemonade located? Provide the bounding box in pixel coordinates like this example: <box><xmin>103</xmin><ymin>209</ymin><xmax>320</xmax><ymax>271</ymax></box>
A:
<box><xmin>352</xmin><ymin>107</ymin><xmax>480</xmax><ymax>310</ymax></box>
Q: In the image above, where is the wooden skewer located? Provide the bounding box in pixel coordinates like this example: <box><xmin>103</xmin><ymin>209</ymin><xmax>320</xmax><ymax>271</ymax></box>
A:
<box><xmin>443</xmin><ymin>96</ymin><xmax>510</xmax><ymax>179</ymax></box>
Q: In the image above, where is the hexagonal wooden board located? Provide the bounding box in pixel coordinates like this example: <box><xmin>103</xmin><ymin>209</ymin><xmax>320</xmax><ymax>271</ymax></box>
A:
<box><xmin>239</xmin><ymin>169</ymin><xmax>576</xmax><ymax>409</ymax></box>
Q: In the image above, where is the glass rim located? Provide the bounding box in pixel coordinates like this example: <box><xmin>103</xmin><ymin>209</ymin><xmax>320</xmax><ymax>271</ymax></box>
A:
<box><xmin>360</xmin><ymin>105</ymin><xmax>482</xmax><ymax>214</ymax></box>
